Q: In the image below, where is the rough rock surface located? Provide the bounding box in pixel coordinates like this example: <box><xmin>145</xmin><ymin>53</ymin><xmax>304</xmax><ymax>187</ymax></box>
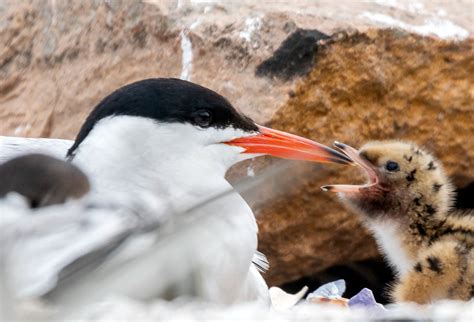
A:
<box><xmin>0</xmin><ymin>0</ymin><xmax>472</xmax><ymax>287</ymax></box>
<box><xmin>0</xmin><ymin>0</ymin><xmax>296</xmax><ymax>138</ymax></box>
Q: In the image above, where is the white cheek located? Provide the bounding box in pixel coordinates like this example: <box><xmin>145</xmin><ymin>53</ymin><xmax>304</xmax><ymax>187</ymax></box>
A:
<box><xmin>199</xmin><ymin>127</ymin><xmax>258</xmax><ymax>145</ymax></box>
<box><xmin>195</xmin><ymin>127</ymin><xmax>261</xmax><ymax>164</ymax></box>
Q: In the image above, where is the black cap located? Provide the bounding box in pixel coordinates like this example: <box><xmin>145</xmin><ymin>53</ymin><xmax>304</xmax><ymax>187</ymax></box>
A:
<box><xmin>67</xmin><ymin>78</ymin><xmax>258</xmax><ymax>157</ymax></box>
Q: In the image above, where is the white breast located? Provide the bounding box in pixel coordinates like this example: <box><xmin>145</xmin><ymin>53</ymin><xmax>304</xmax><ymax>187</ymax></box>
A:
<box><xmin>0</xmin><ymin>120</ymin><xmax>265</xmax><ymax>306</ymax></box>
<box><xmin>367</xmin><ymin>220</ymin><xmax>415</xmax><ymax>277</ymax></box>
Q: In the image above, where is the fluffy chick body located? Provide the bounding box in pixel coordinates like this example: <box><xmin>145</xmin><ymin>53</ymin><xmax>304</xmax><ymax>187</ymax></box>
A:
<box><xmin>336</xmin><ymin>141</ymin><xmax>473</xmax><ymax>304</ymax></box>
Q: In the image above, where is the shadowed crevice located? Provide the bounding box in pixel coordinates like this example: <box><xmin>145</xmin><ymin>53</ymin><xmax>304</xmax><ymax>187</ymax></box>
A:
<box><xmin>255</xmin><ymin>28</ymin><xmax>330</xmax><ymax>81</ymax></box>
<box><xmin>454</xmin><ymin>181</ymin><xmax>474</xmax><ymax>209</ymax></box>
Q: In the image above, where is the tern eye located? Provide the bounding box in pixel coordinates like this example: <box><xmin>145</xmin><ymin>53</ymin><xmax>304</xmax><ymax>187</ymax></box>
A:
<box><xmin>385</xmin><ymin>161</ymin><xmax>400</xmax><ymax>172</ymax></box>
<box><xmin>193</xmin><ymin>110</ymin><xmax>212</xmax><ymax>128</ymax></box>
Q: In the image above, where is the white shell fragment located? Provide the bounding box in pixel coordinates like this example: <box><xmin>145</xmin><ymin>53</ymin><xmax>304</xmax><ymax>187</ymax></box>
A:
<box><xmin>269</xmin><ymin>286</ymin><xmax>308</xmax><ymax>311</ymax></box>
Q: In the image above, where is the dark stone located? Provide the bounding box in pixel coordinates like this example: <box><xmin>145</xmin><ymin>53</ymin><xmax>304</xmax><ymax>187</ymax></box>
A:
<box><xmin>255</xmin><ymin>28</ymin><xmax>330</xmax><ymax>81</ymax></box>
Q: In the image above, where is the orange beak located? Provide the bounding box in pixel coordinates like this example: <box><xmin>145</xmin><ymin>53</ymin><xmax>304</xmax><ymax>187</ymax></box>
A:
<box><xmin>225</xmin><ymin>125</ymin><xmax>352</xmax><ymax>165</ymax></box>
<box><xmin>321</xmin><ymin>141</ymin><xmax>380</xmax><ymax>193</ymax></box>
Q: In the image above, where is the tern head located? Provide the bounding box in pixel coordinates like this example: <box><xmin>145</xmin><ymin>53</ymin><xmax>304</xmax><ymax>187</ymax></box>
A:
<box><xmin>67</xmin><ymin>78</ymin><xmax>351</xmax><ymax>174</ymax></box>
<box><xmin>0</xmin><ymin>154</ymin><xmax>90</xmax><ymax>208</ymax></box>
<box><xmin>322</xmin><ymin>141</ymin><xmax>453</xmax><ymax>221</ymax></box>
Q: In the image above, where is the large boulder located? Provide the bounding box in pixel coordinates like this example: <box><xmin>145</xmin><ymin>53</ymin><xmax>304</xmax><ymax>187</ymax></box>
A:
<box><xmin>0</xmin><ymin>1</ymin><xmax>472</xmax><ymax>288</ymax></box>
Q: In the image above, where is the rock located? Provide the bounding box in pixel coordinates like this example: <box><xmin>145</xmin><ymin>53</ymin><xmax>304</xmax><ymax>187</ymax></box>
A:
<box><xmin>0</xmin><ymin>1</ymin><xmax>181</xmax><ymax>139</ymax></box>
<box><xmin>269</xmin><ymin>286</ymin><xmax>308</xmax><ymax>311</ymax></box>
<box><xmin>0</xmin><ymin>1</ymin><xmax>472</xmax><ymax>289</ymax></box>
<box><xmin>306</xmin><ymin>279</ymin><xmax>346</xmax><ymax>299</ymax></box>
<box><xmin>255</xmin><ymin>28</ymin><xmax>330</xmax><ymax>80</ymax></box>
<box><xmin>348</xmin><ymin>288</ymin><xmax>385</xmax><ymax>313</ymax></box>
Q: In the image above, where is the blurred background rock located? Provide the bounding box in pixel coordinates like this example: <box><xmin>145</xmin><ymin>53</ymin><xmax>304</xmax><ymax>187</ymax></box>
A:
<box><xmin>1</xmin><ymin>0</ymin><xmax>472</xmax><ymax>303</ymax></box>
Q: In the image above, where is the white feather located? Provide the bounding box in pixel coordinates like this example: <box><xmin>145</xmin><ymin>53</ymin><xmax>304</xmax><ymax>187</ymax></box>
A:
<box><xmin>367</xmin><ymin>219</ymin><xmax>415</xmax><ymax>277</ymax></box>
<box><xmin>0</xmin><ymin>136</ymin><xmax>72</xmax><ymax>163</ymax></box>
<box><xmin>0</xmin><ymin>116</ymin><xmax>269</xmax><ymax>309</ymax></box>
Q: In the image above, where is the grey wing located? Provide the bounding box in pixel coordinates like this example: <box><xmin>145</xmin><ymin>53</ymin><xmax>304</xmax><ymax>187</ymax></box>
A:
<box><xmin>0</xmin><ymin>136</ymin><xmax>73</xmax><ymax>163</ymax></box>
<box><xmin>1</xmin><ymin>199</ymin><xmax>162</xmax><ymax>300</ymax></box>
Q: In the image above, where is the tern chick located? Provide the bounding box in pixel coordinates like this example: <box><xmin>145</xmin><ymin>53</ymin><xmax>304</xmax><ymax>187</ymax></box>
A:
<box><xmin>322</xmin><ymin>141</ymin><xmax>473</xmax><ymax>304</ymax></box>
<box><xmin>0</xmin><ymin>154</ymin><xmax>90</xmax><ymax>208</ymax></box>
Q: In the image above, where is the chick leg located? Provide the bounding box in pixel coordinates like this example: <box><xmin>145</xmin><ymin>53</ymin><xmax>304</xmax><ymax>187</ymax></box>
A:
<box><xmin>392</xmin><ymin>240</ymin><xmax>465</xmax><ymax>304</ymax></box>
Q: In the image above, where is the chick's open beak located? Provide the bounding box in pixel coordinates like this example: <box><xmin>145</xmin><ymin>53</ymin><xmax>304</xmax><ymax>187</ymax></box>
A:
<box><xmin>225</xmin><ymin>125</ymin><xmax>353</xmax><ymax>165</ymax></box>
<box><xmin>321</xmin><ymin>141</ymin><xmax>379</xmax><ymax>193</ymax></box>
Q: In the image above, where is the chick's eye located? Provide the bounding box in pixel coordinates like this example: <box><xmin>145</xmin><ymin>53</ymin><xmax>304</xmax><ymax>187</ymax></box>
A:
<box><xmin>385</xmin><ymin>161</ymin><xmax>400</xmax><ymax>172</ymax></box>
<box><xmin>193</xmin><ymin>110</ymin><xmax>212</xmax><ymax>128</ymax></box>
